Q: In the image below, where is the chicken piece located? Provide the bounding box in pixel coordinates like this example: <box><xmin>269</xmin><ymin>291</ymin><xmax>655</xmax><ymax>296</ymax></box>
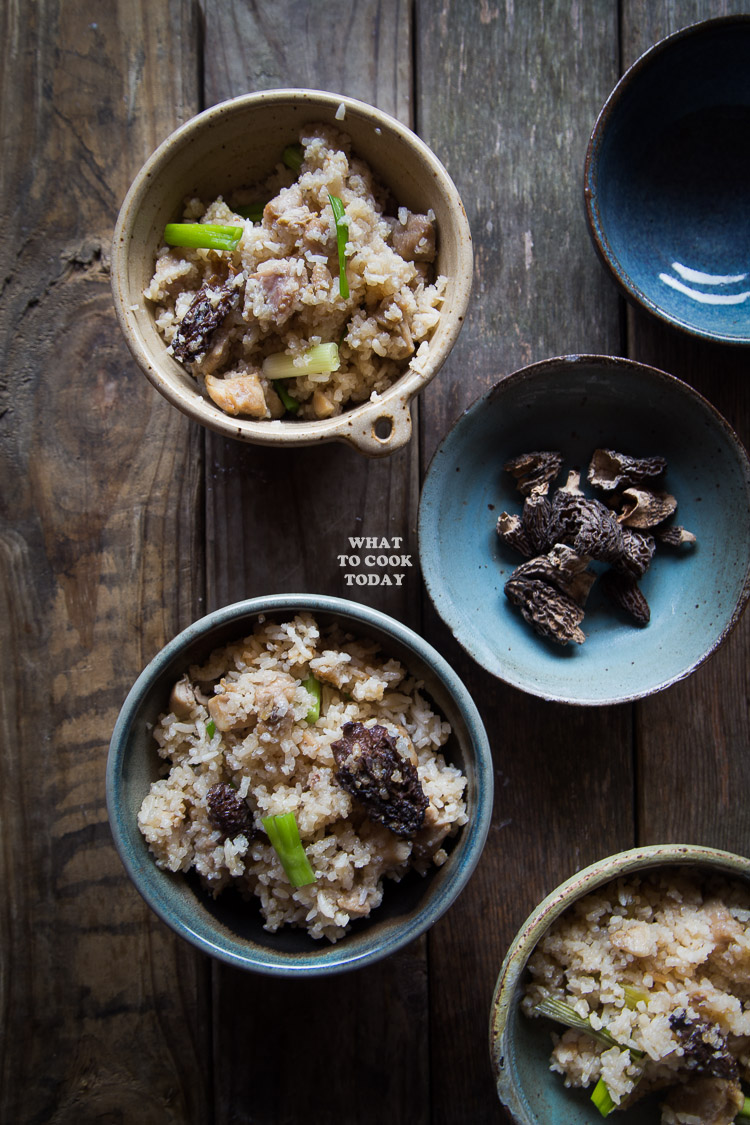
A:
<box><xmin>169</xmin><ymin>675</ymin><xmax>198</xmax><ymax>720</ymax></box>
<box><xmin>411</xmin><ymin>803</ymin><xmax>452</xmax><ymax>862</ymax></box>
<box><xmin>391</xmin><ymin>212</ymin><xmax>436</xmax><ymax>262</ymax></box>
<box><xmin>208</xmin><ymin>669</ymin><xmax>299</xmax><ymax>732</ymax></box>
<box><xmin>331</xmin><ymin>721</ymin><xmax>428</xmax><ymax>838</ymax></box>
<box><xmin>248</xmin><ymin>259</ymin><xmax>306</xmax><ymax>324</ymax></box>
<box><xmin>336</xmin><ymin>889</ymin><xmax>372</xmax><ymax>918</ymax></box>
<box><xmin>204</xmin><ymin>371</ymin><xmax>268</xmax><ymax>418</ymax></box>
<box><xmin>312</xmin><ymin>388</ymin><xmax>335</xmax><ymax>418</ymax></box>
<box><xmin>661</xmin><ymin>1076</ymin><xmax>744</xmax><ymax>1125</ymax></box>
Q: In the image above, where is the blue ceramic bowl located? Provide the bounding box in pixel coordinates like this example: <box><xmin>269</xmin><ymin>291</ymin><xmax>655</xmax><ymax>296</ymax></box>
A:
<box><xmin>585</xmin><ymin>16</ymin><xmax>750</xmax><ymax>344</ymax></box>
<box><xmin>489</xmin><ymin>844</ymin><xmax>750</xmax><ymax>1124</ymax></box>
<box><xmin>418</xmin><ymin>355</ymin><xmax>750</xmax><ymax>705</ymax></box>
<box><xmin>106</xmin><ymin>594</ymin><xmax>493</xmax><ymax>975</ymax></box>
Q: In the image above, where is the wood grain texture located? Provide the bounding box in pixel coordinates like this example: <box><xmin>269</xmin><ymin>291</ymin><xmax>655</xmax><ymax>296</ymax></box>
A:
<box><xmin>200</xmin><ymin>4</ymin><xmax>429</xmax><ymax>1124</ymax></box>
<box><xmin>201</xmin><ymin>0</ymin><xmax>421</xmax><ymax>627</ymax></box>
<box><xmin>621</xmin><ymin>0</ymin><xmax>750</xmax><ymax>856</ymax></box>
<box><xmin>415</xmin><ymin>4</ymin><xmax>631</xmax><ymax>1120</ymax></box>
<box><xmin>0</xmin><ymin>2</ymin><xmax>210</xmax><ymax>1121</ymax></box>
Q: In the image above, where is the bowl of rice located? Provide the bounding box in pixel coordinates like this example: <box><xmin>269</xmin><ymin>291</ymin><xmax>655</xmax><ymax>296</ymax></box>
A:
<box><xmin>111</xmin><ymin>89</ymin><xmax>473</xmax><ymax>456</ymax></box>
<box><xmin>106</xmin><ymin>594</ymin><xmax>493</xmax><ymax>975</ymax></box>
<box><xmin>490</xmin><ymin>844</ymin><xmax>750</xmax><ymax>1124</ymax></box>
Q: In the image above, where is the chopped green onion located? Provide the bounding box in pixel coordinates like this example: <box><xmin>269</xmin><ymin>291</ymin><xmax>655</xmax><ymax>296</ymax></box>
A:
<box><xmin>234</xmin><ymin>203</ymin><xmax>264</xmax><ymax>222</ymax></box>
<box><xmin>262</xmin><ymin>342</ymin><xmax>340</xmax><ymax>380</ymax></box>
<box><xmin>302</xmin><ymin>676</ymin><xmax>321</xmax><ymax>723</ymax></box>
<box><xmin>737</xmin><ymin>1097</ymin><xmax>750</xmax><ymax>1120</ymax></box>
<box><xmin>622</xmin><ymin>985</ymin><xmax>649</xmax><ymax>1010</ymax></box>
<box><xmin>328</xmin><ymin>193</ymin><xmax>349</xmax><ymax>298</ymax></box>
<box><xmin>276</xmin><ymin>384</ymin><xmax>299</xmax><ymax>414</ymax></box>
<box><xmin>535</xmin><ymin>998</ymin><xmax>644</xmax><ymax>1059</ymax></box>
<box><xmin>282</xmin><ymin>143</ymin><xmax>304</xmax><ymax>172</ymax></box>
<box><xmin>164</xmin><ymin>223</ymin><xmax>243</xmax><ymax>252</ymax></box>
<box><xmin>591</xmin><ymin>1078</ymin><xmax>616</xmax><ymax>1117</ymax></box>
<box><xmin>262</xmin><ymin>812</ymin><xmax>316</xmax><ymax>887</ymax></box>
<box><xmin>205</xmin><ymin>719</ymin><xmax>216</xmax><ymax>739</ymax></box>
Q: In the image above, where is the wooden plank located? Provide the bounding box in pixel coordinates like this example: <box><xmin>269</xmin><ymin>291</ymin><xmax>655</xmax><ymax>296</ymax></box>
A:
<box><xmin>200</xmin><ymin>4</ymin><xmax>430</xmax><ymax>1124</ymax></box>
<box><xmin>622</xmin><ymin>0</ymin><xmax>750</xmax><ymax>851</ymax></box>
<box><xmin>414</xmin><ymin>3</ymin><xmax>632</xmax><ymax>1121</ymax></box>
<box><xmin>201</xmin><ymin>0</ymin><xmax>420</xmax><ymax>625</ymax></box>
<box><xmin>0</xmin><ymin>2</ymin><xmax>211</xmax><ymax>1120</ymax></box>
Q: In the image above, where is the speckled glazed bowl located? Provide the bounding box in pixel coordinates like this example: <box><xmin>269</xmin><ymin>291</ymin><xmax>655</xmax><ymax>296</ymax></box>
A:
<box><xmin>418</xmin><ymin>355</ymin><xmax>750</xmax><ymax>705</ymax></box>
<box><xmin>111</xmin><ymin>89</ymin><xmax>473</xmax><ymax>456</ymax></box>
<box><xmin>585</xmin><ymin>16</ymin><xmax>750</xmax><ymax>344</ymax></box>
<box><xmin>106</xmin><ymin>594</ymin><xmax>493</xmax><ymax>975</ymax></box>
<box><xmin>490</xmin><ymin>843</ymin><xmax>750</xmax><ymax>1124</ymax></box>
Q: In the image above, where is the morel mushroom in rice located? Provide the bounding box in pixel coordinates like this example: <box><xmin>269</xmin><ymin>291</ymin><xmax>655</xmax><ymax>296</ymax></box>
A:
<box><xmin>497</xmin><ymin>448</ymin><xmax>695</xmax><ymax>645</ymax></box>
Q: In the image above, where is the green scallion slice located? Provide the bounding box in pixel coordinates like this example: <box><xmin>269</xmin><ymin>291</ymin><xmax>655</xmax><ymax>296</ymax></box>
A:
<box><xmin>163</xmin><ymin>223</ymin><xmax>243</xmax><ymax>252</ymax></box>
<box><xmin>276</xmin><ymin>384</ymin><xmax>300</xmax><ymax>414</ymax></box>
<box><xmin>534</xmin><ymin>998</ymin><xmax>644</xmax><ymax>1059</ymax></box>
<box><xmin>622</xmin><ymin>985</ymin><xmax>649</xmax><ymax>1010</ymax></box>
<box><xmin>328</xmin><ymin>193</ymin><xmax>349</xmax><ymax>299</ymax></box>
<box><xmin>591</xmin><ymin>1078</ymin><xmax>616</xmax><ymax>1118</ymax></box>
<box><xmin>302</xmin><ymin>676</ymin><xmax>321</xmax><ymax>723</ymax></box>
<box><xmin>234</xmin><ymin>203</ymin><xmax>264</xmax><ymax>222</ymax></box>
<box><xmin>205</xmin><ymin>719</ymin><xmax>216</xmax><ymax>739</ymax></box>
<box><xmin>262</xmin><ymin>812</ymin><xmax>316</xmax><ymax>888</ymax></box>
<box><xmin>262</xmin><ymin>342</ymin><xmax>340</xmax><ymax>380</ymax></box>
<box><xmin>282</xmin><ymin>143</ymin><xmax>304</xmax><ymax>172</ymax></box>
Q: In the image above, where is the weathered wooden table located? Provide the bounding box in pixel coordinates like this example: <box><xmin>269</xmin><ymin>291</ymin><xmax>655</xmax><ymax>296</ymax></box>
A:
<box><xmin>3</xmin><ymin>2</ymin><xmax>749</xmax><ymax>1121</ymax></box>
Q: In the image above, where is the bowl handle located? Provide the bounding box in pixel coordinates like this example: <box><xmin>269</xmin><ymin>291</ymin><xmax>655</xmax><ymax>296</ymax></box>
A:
<box><xmin>340</xmin><ymin>398</ymin><xmax>413</xmax><ymax>457</ymax></box>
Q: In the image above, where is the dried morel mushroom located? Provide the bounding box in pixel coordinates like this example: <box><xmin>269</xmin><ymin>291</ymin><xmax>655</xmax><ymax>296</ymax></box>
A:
<box><xmin>657</xmin><ymin>525</ymin><xmax>697</xmax><ymax>548</ymax></box>
<box><xmin>504</xmin><ymin>575</ymin><xmax>586</xmax><ymax>645</ymax></box>
<box><xmin>587</xmin><ymin>448</ymin><xmax>667</xmax><ymax>492</ymax></box>
<box><xmin>504</xmin><ymin>451</ymin><xmax>563</xmax><ymax>495</ymax></box>
<box><xmin>206</xmin><ymin>782</ymin><xmax>254</xmax><ymax>838</ymax></box>
<box><xmin>495</xmin><ymin>446</ymin><xmax>694</xmax><ymax>646</ymax></box>
<box><xmin>668</xmin><ymin>1010</ymin><xmax>739</xmax><ymax>1082</ymax></box>
<box><xmin>600</xmin><ymin>569</ymin><xmax>650</xmax><ymax>626</ymax></box>
<box><xmin>619</xmin><ymin>487</ymin><xmax>678</xmax><ymax>529</ymax></box>
<box><xmin>510</xmin><ymin>545</ymin><xmax>596</xmax><ymax>606</ymax></box>
<box><xmin>171</xmin><ymin>275</ymin><xmax>243</xmax><ymax>364</ymax></box>
<box><xmin>547</xmin><ymin>490</ymin><xmax>626</xmax><ymax>564</ymax></box>
<box><xmin>496</xmin><ymin>511</ymin><xmax>533</xmax><ymax>557</ymax></box>
<box><xmin>614</xmin><ymin>527</ymin><xmax>657</xmax><ymax>579</ymax></box>
<box><xmin>331</xmin><ymin>721</ymin><xmax>428</xmax><ymax>838</ymax></box>
<box><xmin>521</xmin><ymin>485</ymin><xmax>553</xmax><ymax>554</ymax></box>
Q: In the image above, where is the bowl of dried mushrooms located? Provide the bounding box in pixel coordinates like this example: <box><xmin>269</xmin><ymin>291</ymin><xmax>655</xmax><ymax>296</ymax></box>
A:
<box><xmin>418</xmin><ymin>355</ymin><xmax>750</xmax><ymax>705</ymax></box>
<box><xmin>584</xmin><ymin>16</ymin><xmax>750</xmax><ymax>344</ymax></box>
<box><xmin>111</xmin><ymin>89</ymin><xmax>473</xmax><ymax>456</ymax></box>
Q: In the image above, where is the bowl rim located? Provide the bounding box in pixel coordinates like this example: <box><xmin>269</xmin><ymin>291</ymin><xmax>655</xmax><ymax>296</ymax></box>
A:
<box><xmin>583</xmin><ymin>14</ymin><xmax>750</xmax><ymax>346</ymax></box>
<box><xmin>418</xmin><ymin>352</ymin><xmax>750</xmax><ymax>705</ymax></box>
<box><xmin>489</xmin><ymin>842</ymin><xmax>750</xmax><ymax>1124</ymax></box>
<box><xmin>110</xmin><ymin>87</ymin><xmax>473</xmax><ymax>456</ymax></box>
<box><xmin>106</xmin><ymin>592</ymin><xmax>494</xmax><ymax>975</ymax></box>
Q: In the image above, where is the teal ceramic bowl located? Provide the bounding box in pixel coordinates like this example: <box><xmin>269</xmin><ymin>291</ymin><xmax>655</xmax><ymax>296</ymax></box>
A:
<box><xmin>585</xmin><ymin>16</ymin><xmax>750</xmax><ymax>344</ymax></box>
<box><xmin>490</xmin><ymin>843</ymin><xmax>750</xmax><ymax>1124</ymax></box>
<box><xmin>106</xmin><ymin>594</ymin><xmax>493</xmax><ymax>975</ymax></box>
<box><xmin>418</xmin><ymin>355</ymin><xmax>750</xmax><ymax>705</ymax></box>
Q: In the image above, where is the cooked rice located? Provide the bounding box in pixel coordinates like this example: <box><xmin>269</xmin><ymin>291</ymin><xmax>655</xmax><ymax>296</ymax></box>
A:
<box><xmin>137</xmin><ymin>613</ymin><xmax>468</xmax><ymax>943</ymax></box>
<box><xmin>145</xmin><ymin>124</ymin><xmax>447</xmax><ymax>421</ymax></box>
<box><xmin>522</xmin><ymin>871</ymin><xmax>750</xmax><ymax>1122</ymax></box>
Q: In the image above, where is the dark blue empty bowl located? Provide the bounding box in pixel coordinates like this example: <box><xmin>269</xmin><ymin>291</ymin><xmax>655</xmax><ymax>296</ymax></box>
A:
<box><xmin>585</xmin><ymin>16</ymin><xmax>750</xmax><ymax>344</ymax></box>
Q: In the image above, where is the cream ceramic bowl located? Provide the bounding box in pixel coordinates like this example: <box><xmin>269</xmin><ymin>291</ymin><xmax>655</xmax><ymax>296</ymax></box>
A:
<box><xmin>111</xmin><ymin>89</ymin><xmax>473</xmax><ymax>456</ymax></box>
<box><xmin>489</xmin><ymin>843</ymin><xmax>750</xmax><ymax>1124</ymax></box>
